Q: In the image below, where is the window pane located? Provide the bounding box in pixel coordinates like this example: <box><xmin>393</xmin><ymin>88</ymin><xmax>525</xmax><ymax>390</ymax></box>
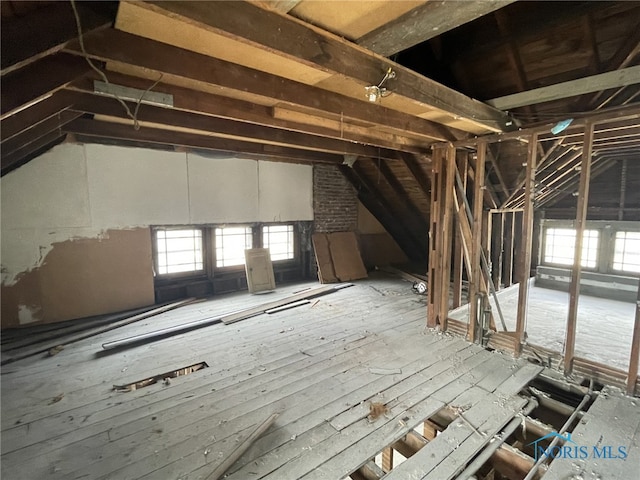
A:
<box><xmin>215</xmin><ymin>227</ymin><xmax>253</xmax><ymax>267</ymax></box>
<box><xmin>263</xmin><ymin>225</ymin><xmax>294</xmax><ymax>261</ymax></box>
<box><xmin>613</xmin><ymin>231</ymin><xmax>640</xmax><ymax>273</ymax></box>
<box><xmin>543</xmin><ymin>228</ymin><xmax>598</xmax><ymax>268</ymax></box>
<box><xmin>155</xmin><ymin>228</ymin><xmax>203</xmax><ymax>276</ymax></box>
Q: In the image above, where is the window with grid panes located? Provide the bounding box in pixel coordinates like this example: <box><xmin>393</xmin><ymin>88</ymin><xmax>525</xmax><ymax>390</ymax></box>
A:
<box><xmin>262</xmin><ymin>224</ymin><xmax>294</xmax><ymax>261</ymax></box>
<box><xmin>215</xmin><ymin>226</ymin><xmax>253</xmax><ymax>267</ymax></box>
<box><xmin>155</xmin><ymin>228</ymin><xmax>204</xmax><ymax>275</ymax></box>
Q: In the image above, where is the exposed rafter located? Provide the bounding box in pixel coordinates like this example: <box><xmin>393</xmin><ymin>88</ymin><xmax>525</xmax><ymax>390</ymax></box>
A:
<box><xmin>488</xmin><ymin>65</ymin><xmax>640</xmax><ymax>110</ymax></box>
<box><xmin>357</xmin><ymin>0</ymin><xmax>516</xmax><ymax>58</ymax></box>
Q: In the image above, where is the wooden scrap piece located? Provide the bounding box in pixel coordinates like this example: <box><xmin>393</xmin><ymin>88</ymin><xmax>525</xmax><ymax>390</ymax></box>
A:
<box><xmin>312</xmin><ymin>233</ymin><xmax>338</xmax><ymax>283</ymax></box>
<box><xmin>206</xmin><ymin>412</ymin><xmax>279</xmax><ymax>480</ymax></box>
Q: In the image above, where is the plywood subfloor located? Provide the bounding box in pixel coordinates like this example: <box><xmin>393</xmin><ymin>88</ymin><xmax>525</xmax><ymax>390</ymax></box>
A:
<box><xmin>2</xmin><ymin>275</ymin><xmax>542</xmax><ymax>480</ymax></box>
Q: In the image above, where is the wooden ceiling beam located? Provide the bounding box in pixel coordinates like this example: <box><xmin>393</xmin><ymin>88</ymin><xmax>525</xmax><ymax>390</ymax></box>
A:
<box><xmin>0</xmin><ymin>1</ymin><xmax>113</xmax><ymax>76</ymax></box>
<box><xmin>356</xmin><ymin>0</ymin><xmax>516</xmax><ymax>58</ymax></box>
<box><xmin>1</xmin><ymin>110</ymin><xmax>82</xmax><ymax>157</ymax></box>
<box><xmin>63</xmin><ymin>28</ymin><xmax>460</xmax><ymax>143</ymax></box>
<box><xmin>252</xmin><ymin>1</ymin><xmax>302</xmax><ymax>14</ymax></box>
<box><xmin>1</xmin><ymin>131</ymin><xmax>66</xmax><ymax>176</ymax></box>
<box><xmin>400</xmin><ymin>153</ymin><xmax>431</xmax><ymax>199</ymax></box>
<box><xmin>0</xmin><ymin>90</ymin><xmax>75</xmax><ymax>141</ymax></box>
<box><xmin>140</xmin><ymin>1</ymin><xmax>514</xmax><ymax>132</ymax></box>
<box><xmin>488</xmin><ymin>65</ymin><xmax>640</xmax><ymax>110</ymax></box>
<box><xmin>0</xmin><ymin>53</ymin><xmax>89</xmax><ymax>119</ymax></box>
<box><xmin>376</xmin><ymin>160</ymin><xmax>428</xmax><ymax>224</ymax></box>
<box><xmin>63</xmin><ymin>118</ymin><xmax>343</xmax><ymax>165</ymax></box>
<box><xmin>70</xmin><ymin>73</ymin><xmax>430</xmax><ymax>154</ymax></box>
<box><xmin>65</xmin><ymin>91</ymin><xmax>400</xmax><ymax>159</ymax></box>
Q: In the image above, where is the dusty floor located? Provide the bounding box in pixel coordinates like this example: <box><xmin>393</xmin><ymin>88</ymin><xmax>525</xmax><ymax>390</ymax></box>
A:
<box><xmin>449</xmin><ymin>282</ymin><xmax>636</xmax><ymax>370</ymax></box>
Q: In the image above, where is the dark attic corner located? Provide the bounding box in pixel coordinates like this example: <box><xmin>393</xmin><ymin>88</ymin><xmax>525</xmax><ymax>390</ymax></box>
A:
<box><xmin>1</xmin><ymin>1</ymin><xmax>639</xmax><ymax>479</ymax></box>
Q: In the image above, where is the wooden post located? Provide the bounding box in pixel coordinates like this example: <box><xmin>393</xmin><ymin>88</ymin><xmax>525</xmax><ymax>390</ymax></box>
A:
<box><xmin>452</xmin><ymin>228</ymin><xmax>463</xmax><ymax>309</ymax></box>
<box><xmin>438</xmin><ymin>145</ymin><xmax>457</xmax><ymax>331</ymax></box>
<box><xmin>427</xmin><ymin>148</ymin><xmax>444</xmax><ymax>328</ymax></box>
<box><xmin>468</xmin><ymin>142</ymin><xmax>486</xmax><ymax>343</ymax></box>
<box><xmin>493</xmin><ymin>212</ymin><xmax>505</xmax><ymax>289</ymax></box>
<box><xmin>504</xmin><ymin>212</ymin><xmax>515</xmax><ymax>287</ymax></box>
<box><xmin>515</xmin><ymin>134</ymin><xmax>537</xmax><ymax>354</ymax></box>
<box><xmin>423</xmin><ymin>420</ymin><xmax>439</xmax><ymax>440</ymax></box>
<box><xmin>627</xmin><ymin>283</ymin><xmax>640</xmax><ymax>395</ymax></box>
<box><xmin>564</xmin><ymin>122</ymin><xmax>594</xmax><ymax>376</ymax></box>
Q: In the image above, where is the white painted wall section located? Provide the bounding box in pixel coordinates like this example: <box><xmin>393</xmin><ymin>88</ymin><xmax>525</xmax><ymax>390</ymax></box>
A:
<box><xmin>187</xmin><ymin>153</ymin><xmax>259</xmax><ymax>223</ymax></box>
<box><xmin>258</xmin><ymin>161</ymin><xmax>313</xmax><ymax>222</ymax></box>
<box><xmin>86</xmin><ymin>144</ymin><xmax>190</xmax><ymax>228</ymax></box>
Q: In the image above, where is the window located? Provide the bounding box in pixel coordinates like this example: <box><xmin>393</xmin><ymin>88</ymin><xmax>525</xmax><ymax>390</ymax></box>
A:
<box><xmin>544</xmin><ymin>228</ymin><xmax>599</xmax><ymax>268</ymax></box>
<box><xmin>613</xmin><ymin>231</ymin><xmax>640</xmax><ymax>273</ymax></box>
<box><xmin>156</xmin><ymin>228</ymin><xmax>204</xmax><ymax>275</ymax></box>
<box><xmin>263</xmin><ymin>224</ymin><xmax>295</xmax><ymax>261</ymax></box>
<box><xmin>215</xmin><ymin>226</ymin><xmax>253</xmax><ymax>267</ymax></box>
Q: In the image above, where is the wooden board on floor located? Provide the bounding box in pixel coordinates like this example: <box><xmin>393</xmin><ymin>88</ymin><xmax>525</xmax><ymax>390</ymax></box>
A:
<box><xmin>312</xmin><ymin>233</ymin><xmax>338</xmax><ymax>283</ymax></box>
<box><xmin>328</xmin><ymin>232</ymin><xmax>368</xmax><ymax>282</ymax></box>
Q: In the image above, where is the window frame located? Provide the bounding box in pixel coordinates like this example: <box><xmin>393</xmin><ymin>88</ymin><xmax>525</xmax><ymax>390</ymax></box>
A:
<box><xmin>153</xmin><ymin>226</ymin><xmax>207</xmax><ymax>279</ymax></box>
<box><xmin>213</xmin><ymin>225</ymin><xmax>255</xmax><ymax>271</ymax></box>
<box><xmin>542</xmin><ymin>227</ymin><xmax>600</xmax><ymax>270</ymax></box>
<box><xmin>612</xmin><ymin>230</ymin><xmax>640</xmax><ymax>274</ymax></box>
<box><xmin>262</xmin><ymin>223</ymin><xmax>297</xmax><ymax>263</ymax></box>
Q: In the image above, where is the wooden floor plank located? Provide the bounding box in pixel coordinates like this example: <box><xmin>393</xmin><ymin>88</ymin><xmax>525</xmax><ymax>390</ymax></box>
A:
<box><xmin>543</xmin><ymin>387</ymin><xmax>640</xmax><ymax>480</ymax></box>
<box><xmin>383</xmin><ymin>390</ymin><xmax>528</xmax><ymax>480</ymax></box>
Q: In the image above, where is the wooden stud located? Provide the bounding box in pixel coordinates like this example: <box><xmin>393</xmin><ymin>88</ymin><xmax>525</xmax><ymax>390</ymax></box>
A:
<box><xmin>438</xmin><ymin>145</ymin><xmax>457</xmax><ymax>331</ymax></box>
<box><xmin>515</xmin><ymin>134</ymin><xmax>537</xmax><ymax>354</ymax></box>
<box><xmin>564</xmin><ymin>122</ymin><xmax>594</xmax><ymax>376</ymax></box>
<box><xmin>452</xmin><ymin>153</ymin><xmax>469</xmax><ymax>309</ymax></box>
<box><xmin>492</xmin><ymin>213</ymin><xmax>505</xmax><ymax>289</ymax></box>
<box><xmin>627</xmin><ymin>283</ymin><xmax>640</xmax><ymax>396</ymax></box>
<box><xmin>503</xmin><ymin>212</ymin><xmax>515</xmax><ymax>287</ymax></box>
<box><xmin>468</xmin><ymin>143</ymin><xmax>487</xmax><ymax>343</ymax></box>
<box><xmin>427</xmin><ymin>148</ymin><xmax>445</xmax><ymax>328</ymax></box>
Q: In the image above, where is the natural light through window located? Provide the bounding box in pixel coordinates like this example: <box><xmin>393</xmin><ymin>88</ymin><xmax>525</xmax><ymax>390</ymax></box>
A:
<box><xmin>215</xmin><ymin>226</ymin><xmax>253</xmax><ymax>267</ymax></box>
<box><xmin>544</xmin><ymin>228</ymin><xmax>599</xmax><ymax>268</ymax></box>
<box><xmin>263</xmin><ymin>225</ymin><xmax>294</xmax><ymax>261</ymax></box>
<box><xmin>613</xmin><ymin>231</ymin><xmax>640</xmax><ymax>273</ymax></box>
<box><xmin>156</xmin><ymin>228</ymin><xmax>204</xmax><ymax>275</ymax></box>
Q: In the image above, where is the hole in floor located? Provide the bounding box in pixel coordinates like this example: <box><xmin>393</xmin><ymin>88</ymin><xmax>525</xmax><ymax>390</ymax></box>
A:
<box><xmin>113</xmin><ymin>361</ymin><xmax>209</xmax><ymax>392</ymax></box>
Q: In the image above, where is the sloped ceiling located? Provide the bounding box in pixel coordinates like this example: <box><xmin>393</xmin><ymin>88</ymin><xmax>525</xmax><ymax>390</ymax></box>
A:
<box><xmin>1</xmin><ymin>0</ymin><xmax>639</xmax><ymax>261</ymax></box>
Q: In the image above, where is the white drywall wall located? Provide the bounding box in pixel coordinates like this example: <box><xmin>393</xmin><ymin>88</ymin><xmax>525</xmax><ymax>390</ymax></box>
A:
<box><xmin>86</xmin><ymin>144</ymin><xmax>190</xmax><ymax>228</ymax></box>
<box><xmin>258</xmin><ymin>161</ymin><xmax>314</xmax><ymax>222</ymax></box>
<box><xmin>1</xmin><ymin>142</ymin><xmax>313</xmax><ymax>285</ymax></box>
<box><xmin>187</xmin><ymin>153</ymin><xmax>259</xmax><ymax>223</ymax></box>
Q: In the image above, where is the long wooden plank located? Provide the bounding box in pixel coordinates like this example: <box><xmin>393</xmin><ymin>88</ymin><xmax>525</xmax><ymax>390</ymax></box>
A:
<box><xmin>628</xmin><ymin>283</ymin><xmax>640</xmax><ymax>395</ymax></box>
<box><xmin>0</xmin><ymin>299</ymin><xmax>196</xmax><ymax>365</ymax></box>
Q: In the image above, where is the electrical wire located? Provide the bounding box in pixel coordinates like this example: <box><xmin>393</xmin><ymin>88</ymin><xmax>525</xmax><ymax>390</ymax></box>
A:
<box><xmin>70</xmin><ymin>0</ymin><xmax>163</xmax><ymax>130</ymax></box>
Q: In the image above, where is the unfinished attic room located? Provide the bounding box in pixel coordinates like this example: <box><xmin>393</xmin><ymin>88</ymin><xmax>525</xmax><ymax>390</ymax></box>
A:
<box><xmin>2</xmin><ymin>1</ymin><xmax>640</xmax><ymax>479</ymax></box>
